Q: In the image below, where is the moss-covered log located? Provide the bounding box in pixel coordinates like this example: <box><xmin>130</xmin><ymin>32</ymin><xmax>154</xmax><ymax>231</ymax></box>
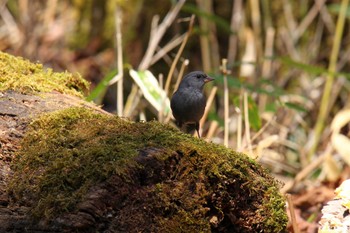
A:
<box><xmin>0</xmin><ymin>52</ymin><xmax>287</xmax><ymax>232</ymax></box>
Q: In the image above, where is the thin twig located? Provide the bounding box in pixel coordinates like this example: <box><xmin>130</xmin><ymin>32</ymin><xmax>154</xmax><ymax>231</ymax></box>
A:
<box><xmin>286</xmin><ymin>194</ymin><xmax>300</xmax><ymax>233</ymax></box>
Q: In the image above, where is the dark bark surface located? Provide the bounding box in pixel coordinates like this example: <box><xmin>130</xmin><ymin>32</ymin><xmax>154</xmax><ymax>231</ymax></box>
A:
<box><xmin>0</xmin><ymin>90</ymin><xmax>108</xmax><ymax>232</ymax></box>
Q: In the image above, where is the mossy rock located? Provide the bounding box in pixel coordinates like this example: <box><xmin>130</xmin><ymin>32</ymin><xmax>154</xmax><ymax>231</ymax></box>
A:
<box><xmin>0</xmin><ymin>51</ymin><xmax>287</xmax><ymax>232</ymax></box>
<box><xmin>9</xmin><ymin>107</ymin><xmax>287</xmax><ymax>232</ymax></box>
<box><xmin>0</xmin><ymin>51</ymin><xmax>89</xmax><ymax>97</ymax></box>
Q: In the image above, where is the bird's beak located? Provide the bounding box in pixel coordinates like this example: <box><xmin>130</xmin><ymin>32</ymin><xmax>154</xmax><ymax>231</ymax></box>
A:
<box><xmin>204</xmin><ymin>76</ymin><xmax>214</xmax><ymax>83</ymax></box>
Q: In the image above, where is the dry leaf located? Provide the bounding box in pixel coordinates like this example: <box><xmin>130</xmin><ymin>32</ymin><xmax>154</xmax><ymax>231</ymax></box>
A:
<box><xmin>255</xmin><ymin>135</ymin><xmax>279</xmax><ymax>159</ymax></box>
<box><xmin>323</xmin><ymin>152</ymin><xmax>341</xmax><ymax>182</ymax></box>
<box><xmin>331</xmin><ymin>134</ymin><xmax>350</xmax><ymax>166</ymax></box>
<box><xmin>331</xmin><ymin>109</ymin><xmax>350</xmax><ymax>133</ymax></box>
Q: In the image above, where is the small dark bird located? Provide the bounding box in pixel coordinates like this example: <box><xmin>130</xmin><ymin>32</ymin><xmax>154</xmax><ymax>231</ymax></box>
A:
<box><xmin>170</xmin><ymin>71</ymin><xmax>214</xmax><ymax>137</ymax></box>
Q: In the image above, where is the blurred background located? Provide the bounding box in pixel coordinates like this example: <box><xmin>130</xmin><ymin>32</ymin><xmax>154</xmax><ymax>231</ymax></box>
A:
<box><xmin>1</xmin><ymin>0</ymin><xmax>350</xmax><ymax>232</ymax></box>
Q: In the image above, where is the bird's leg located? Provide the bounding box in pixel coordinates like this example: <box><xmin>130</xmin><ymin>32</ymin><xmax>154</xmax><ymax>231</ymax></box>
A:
<box><xmin>195</xmin><ymin>122</ymin><xmax>201</xmax><ymax>138</ymax></box>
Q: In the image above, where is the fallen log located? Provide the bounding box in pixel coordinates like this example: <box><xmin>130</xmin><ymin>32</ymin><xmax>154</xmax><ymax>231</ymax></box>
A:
<box><xmin>0</xmin><ymin>52</ymin><xmax>287</xmax><ymax>232</ymax></box>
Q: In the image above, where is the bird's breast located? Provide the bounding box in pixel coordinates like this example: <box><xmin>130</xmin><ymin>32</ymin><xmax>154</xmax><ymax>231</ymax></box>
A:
<box><xmin>171</xmin><ymin>88</ymin><xmax>206</xmax><ymax>123</ymax></box>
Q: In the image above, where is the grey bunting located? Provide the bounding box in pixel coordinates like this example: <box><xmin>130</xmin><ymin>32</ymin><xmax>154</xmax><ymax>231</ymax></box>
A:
<box><xmin>170</xmin><ymin>71</ymin><xmax>214</xmax><ymax>138</ymax></box>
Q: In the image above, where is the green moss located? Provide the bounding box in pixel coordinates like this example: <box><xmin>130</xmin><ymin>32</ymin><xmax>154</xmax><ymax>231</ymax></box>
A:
<box><xmin>9</xmin><ymin>107</ymin><xmax>287</xmax><ymax>231</ymax></box>
<box><xmin>260</xmin><ymin>186</ymin><xmax>289</xmax><ymax>232</ymax></box>
<box><xmin>0</xmin><ymin>52</ymin><xmax>89</xmax><ymax>97</ymax></box>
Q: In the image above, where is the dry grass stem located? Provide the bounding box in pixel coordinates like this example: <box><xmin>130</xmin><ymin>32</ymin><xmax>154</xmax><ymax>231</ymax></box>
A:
<box><xmin>227</xmin><ymin>0</ymin><xmax>242</xmax><ymax>65</ymax></box>
<box><xmin>174</xmin><ymin>59</ymin><xmax>189</xmax><ymax>93</ymax></box>
<box><xmin>164</xmin><ymin>15</ymin><xmax>195</xmax><ymax>96</ymax></box>
<box><xmin>196</xmin><ymin>0</ymin><xmax>212</xmax><ymax>71</ymax></box>
<box><xmin>236</xmin><ymin>107</ymin><xmax>243</xmax><ymax>151</ymax></box>
<box><xmin>282</xmin><ymin>0</ymin><xmax>297</xmax><ymax>34</ymax></box>
<box><xmin>139</xmin><ymin>0</ymin><xmax>185</xmax><ymax>70</ymax></box>
<box><xmin>200</xmin><ymin>86</ymin><xmax>218</xmax><ymax>133</ymax></box>
<box><xmin>115</xmin><ymin>6</ymin><xmax>124</xmax><ymax>116</ymax></box>
<box><xmin>0</xmin><ymin>3</ymin><xmax>22</xmax><ymax>46</ymax></box>
<box><xmin>243</xmin><ymin>91</ymin><xmax>253</xmax><ymax>154</ymax></box>
<box><xmin>124</xmin><ymin>0</ymin><xmax>186</xmax><ymax>117</ymax></box>
<box><xmin>151</xmin><ymin>33</ymin><xmax>186</xmax><ymax>66</ymax></box>
<box><xmin>222</xmin><ymin>58</ymin><xmax>229</xmax><ymax>147</ymax></box>
<box><xmin>206</xmin><ymin>120</ymin><xmax>219</xmax><ymax>141</ymax></box>
<box><xmin>293</xmin><ymin>0</ymin><xmax>326</xmax><ymax>41</ymax></box>
<box><xmin>43</xmin><ymin>0</ymin><xmax>57</xmax><ymax>29</ymax></box>
<box><xmin>286</xmin><ymin>194</ymin><xmax>300</xmax><ymax>233</ymax></box>
<box><xmin>158</xmin><ymin>73</ymin><xmax>164</xmax><ymax>121</ymax></box>
<box><xmin>261</xmin><ymin>27</ymin><xmax>275</xmax><ymax>78</ymax></box>
<box><xmin>308</xmin><ymin>0</ymin><xmax>349</xmax><ymax>160</ymax></box>
<box><xmin>251</xmin><ymin>116</ymin><xmax>276</xmax><ymax>143</ymax></box>
<box><xmin>279</xmin><ymin>27</ymin><xmax>300</xmax><ymax>60</ymax></box>
<box><xmin>281</xmin><ymin>150</ymin><xmax>327</xmax><ymax>194</ymax></box>
<box><xmin>164</xmin><ymin>59</ymin><xmax>189</xmax><ymax>123</ymax></box>
<box><xmin>249</xmin><ymin>0</ymin><xmax>262</xmax><ymax>56</ymax></box>
<box><xmin>320</xmin><ymin>4</ymin><xmax>335</xmax><ymax>33</ymax></box>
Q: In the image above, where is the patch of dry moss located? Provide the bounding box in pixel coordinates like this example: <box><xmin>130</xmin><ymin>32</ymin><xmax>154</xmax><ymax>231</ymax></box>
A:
<box><xmin>9</xmin><ymin>107</ymin><xmax>287</xmax><ymax>232</ymax></box>
<box><xmin>0</xmin><ymin>52</ymin><xmax>89</xmax><ymax>97</ymax></box>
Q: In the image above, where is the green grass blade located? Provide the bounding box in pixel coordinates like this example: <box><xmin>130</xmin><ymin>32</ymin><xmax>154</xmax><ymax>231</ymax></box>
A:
<box><xmin>86</xmin><ymin>69</ymin><xmax>118</xmax><ymax>103</ymax></box>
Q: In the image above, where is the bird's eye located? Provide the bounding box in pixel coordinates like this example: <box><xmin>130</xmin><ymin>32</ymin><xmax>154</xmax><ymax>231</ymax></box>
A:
<box><xmin>196</xmin><ymin>76</ymin><xmax>200</xmax><ymax>79</ymax></box>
